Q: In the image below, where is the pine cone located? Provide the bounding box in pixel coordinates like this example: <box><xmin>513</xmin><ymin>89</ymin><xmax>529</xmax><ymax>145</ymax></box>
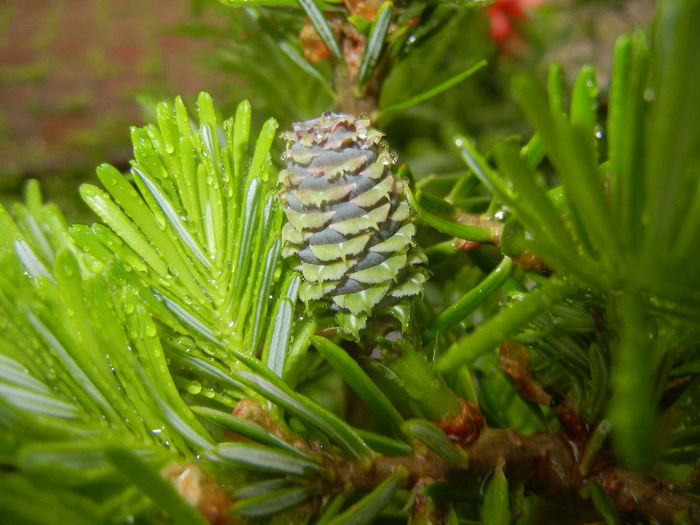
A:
<box><xmin>278</xmin><ymin>112</ymin><xmax>427</xmax><ymax>339</ymax></box>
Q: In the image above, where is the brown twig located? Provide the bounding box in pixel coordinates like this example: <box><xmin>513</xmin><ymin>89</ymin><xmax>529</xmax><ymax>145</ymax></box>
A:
<box><xmin>332</xmin><ymin>425</ymin><xmax>700</xmax><ymax>523</ymax></box>
<box><xmin>183</xmin><ymin>393</ymin><xmax>699</xmax><ymax>524</ymax></box>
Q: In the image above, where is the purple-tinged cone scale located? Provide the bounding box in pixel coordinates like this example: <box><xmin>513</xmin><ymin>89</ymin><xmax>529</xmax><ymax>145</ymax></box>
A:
<box><xmin>278</xmin><ymin>112</ymin><xmax>427</xmax><ymax>339</ymax></box>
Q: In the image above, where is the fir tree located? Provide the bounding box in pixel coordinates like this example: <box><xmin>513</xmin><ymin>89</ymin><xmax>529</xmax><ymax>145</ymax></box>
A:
<box><xmin>1</xmin><ymin>0</ymin><xmax>699</xmax><ymax>523</ymax></box>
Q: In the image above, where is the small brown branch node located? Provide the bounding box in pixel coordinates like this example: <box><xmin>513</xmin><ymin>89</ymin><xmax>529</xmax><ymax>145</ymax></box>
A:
<box><xmin>435</xmin><ymin>399</ymin><xmax>485</xmax><ymax>445</ymax></box>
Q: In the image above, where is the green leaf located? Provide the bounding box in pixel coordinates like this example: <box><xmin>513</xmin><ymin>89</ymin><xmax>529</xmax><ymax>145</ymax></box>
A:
<box><xmin>24</xmin><ymin>308</ymin><xmax>117</xmax><ymax>421</ymax></box>
<box><xmin>236</xmin><ymin>368</ymin><xmax>370</xmax><ymax>460</ymax></box>
<box><xmin>277</xmin><ymin>40</ymin><xmax>336</xmax><ymax>98</ymax></box>
<box><xmin>145</xmin><ymin>378</ymin><xmax>216</xmax><ymax>453</ymax></box>
<box><xmin>89</xmin><ymin>224</ymin><xmax>149</xmax><ymax>273</ymax></box>
<box><xmin>401</xmin><ymin>419</ymin><xmax>468</xmax><ymax>467</ymax></box>
<box><xmin>125</xmin><ymin>292</ymin><xmax>213</xmax><ymax>447</ymax></box>
<box><xmin>232</xmin><ymin>177</ymin><xmax>262</xmax><ymax>301</ymax></box>
<box><xmin>644</xmin><ymin>0</ymin><xmax>700</xmax><ymax>268</ymax></box>
<box><xmin>54</xmin><ymin>249</ymin><xmax>133</xmax><ymax>426</ymax></box>
<box><xmin>407</xmin><ymin>189</ymin><xmax>496</xmax><ymax>243</ymax></box>
<box><xmin>17</xmin><ymin>442</ymin><xmax>115</xmax><ymax>479</ymax></box>
<box><xmin>264</xmin><ymin>275</ymin><xmax>301</xmax><ymax>378</ymax></box>
<box><xmin>381</xmin><ymin>60</ymin><xmax>486</xmax><ymax>113</ymax></box>
<box><xmin>414</xmin><ymin>189</ymin><xmax>458</xmax><ymax>219</ymax></box>
<box><xmin>247</xmin><ymin>237</ymin><xmax>281</xmax><ymax>354</ymax></box>
<box><xmin>348</xmin><ymin>15</ymin><xmax>371</xmax><ymax>34</ymax></box>
<box><xmin>356</xmin><ymin>428</ymin><xmax>412</xmax><ymax>457</ymax></box>
<box><xmin>585</xmin><ymin>342</ymin><xmax>609</xmax><ymax>421</ymax></box>
<box><xmin>454</xmin><ymin>135</ymin><xmax>511</xmax><ymax>202</ymax></box>
<box><xmin>283</xmin><ymin>318</ymin><xmax>317</xmax><ymax>388</ymax></box>
<box><xmin>482</xmin><ymin>459</ymin><xmax>510</xmax><ymax>525</ymax></box>
<box><xmin>586</xmin><ymin>483</ymin><xmax>620</xmax><ymax>525</ymax></box>
<box><xmin>607</xmin><ymin>31</ymin><xmax>648</xmax><ymax>253</ymax></box>
<box><xmin>232</xmin><ymin>99</ymin><xmax>252</xmax><ymax>183</ymax></box>
<box><xmin>234</xmin><ymin>478</ymin><xmax>290</xmax><ymax>498</ymax></box>
<box><xmin>191</xmin><ymin>405</ymin><xmax>313</xmax><ymax>458</ymax></box>
<box><xmin>327</xmin><ymin>469</ymin><xmax>408</xmax><ymax>525</ymax></box>
<box><xmin>547</xmin><ymin>63</ymin><xmax>566</xmax><ymax>116</ymax></box>
<box><xmin>437</xmin><ymin>278</ymin><xmax>577</xmax><ymax>372</ymax></box>
<box><xmin>513</xmin><ymin>75</ymin><xmax>619</xmax><ymax>269</ymax></box>
<box><xmin>316</xmin><ymin>492</ymin><xmax>349</xmax><ymax>524</ymax></box>
<box><xmin>88</xmin><ymin>96</ymin><xmax>289</xmax><ymax>358</ymax></box>
<box><xmin>12</xmin><ymin>203</ymin><xmax>54</xmax><ymax>265</ymax></box>
<box><xmin>569</xmin><ymin>65</ymin><xmax>599</xmax><ymax>150</ymax></box>
<box><xmin>298</xmin><ymin>0</ymin><xmax>343</xmax><ymax>62</ymax></box>
<box><xmin>248</xmin><ymin>117</ymin><xmax>279</xmax><ymax>183</ymax></box>
<box><xmin>579</xmin><ymin>419</ymin><xmax>612</xmax><ymax>477</ymax></box>
<box><xmin>0</xmin><ymin>474</ymin><xmax>100</xmax><ymax>525</ymax></box>
<box><xmin>0</xmin><ymin>203</ymin><xmax>23</xmax><ymax>250</ymax></box>
<box><xmin>211</xmin><ymin>442</ymin><xmax>324</xmax><ymax>477</ymax></box>
<box><xmin>522</xmin><ymin>133</ymin><xmax>544</xmax><ymax>170</ymax></box>
<box><xmin>446</xmin><ymin>172</ymin><xmax>481</xmax><ymax>203</ymax></box>
<box><xmin>132</xmin><ymin>165</ymin><xmax>210</xmax><ymax>269</ymax></box>
<box><xmin>357</xmin><ymin>2</ymin><xmax>393</xmax><ymax>86</ymax></box>
<box><xmin>423</xmin><ymin>256</ymin><xmax>513</xmax><ymax>343</ymax></box>
<box><xmin>94</xmin><ymin>164</ymin><xmax>206</xmax><ymax>298</ymax></box>
<box><xmin>312</xmin><ymin>335</ymin><xmax>404</xmax><ymax>433</ymax></box>
<box><xmin>233</xmin><ymin>485</ymin><xmax>318</xmax><ymax>517</ymax></box>
<box><xmin>0</xmin><ymin>356</ymin><xmax>78</xmax><ymax>419</ymax></box>
<box><xmin>172</xmin><ymin>351</ymin><xmax>246</xmax><ymax>392</ymax></box>
<box><xmin>105</xmin><ymin>448</ymin><xmax>209</xmax><ymax>525</ymax></box>
<box><xmin>224</xmin><ymin>342</ymin><xmax>370</xmax><ymax>459</ymax></box>
<box><xmin>79</xmin><ymin>183</ymin><xmax>170</xmax><ymax>278</ymax></box>
<box><xmin>13</xmin><ymin>239</ymin><xmax>54</xmax><ymax>283</ymax></box>
<box><xmin>491</xmin><ymin>141</ymin><xmax>590</xmax><ymax>279</ymax></box>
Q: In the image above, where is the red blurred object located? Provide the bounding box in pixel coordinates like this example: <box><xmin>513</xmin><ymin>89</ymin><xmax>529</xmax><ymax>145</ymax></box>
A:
<box><xmin>487</xmin><ymin>0</ymin><xmax>542</xmax><ymax>52</ymax></box>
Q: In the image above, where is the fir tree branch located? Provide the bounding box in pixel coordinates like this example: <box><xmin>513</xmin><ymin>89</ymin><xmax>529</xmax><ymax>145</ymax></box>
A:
<box><xmin>329</xmin><ymin>425</ymin><xmax>700</xmax><ymax>524</ymax></box>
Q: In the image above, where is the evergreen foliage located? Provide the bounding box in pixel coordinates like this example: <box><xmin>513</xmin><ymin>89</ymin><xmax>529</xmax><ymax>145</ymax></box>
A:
<box><xmin>1</xmin><ymin>0</ymin><xmax>699</xmax><ymax>523</ymax></box>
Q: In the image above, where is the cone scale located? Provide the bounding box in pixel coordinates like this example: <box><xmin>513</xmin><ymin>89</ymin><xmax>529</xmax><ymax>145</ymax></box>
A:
<box><xmin>278</xmin><ymin>112</ymin><xmax>427</xmax><ymax>339</ymax></box>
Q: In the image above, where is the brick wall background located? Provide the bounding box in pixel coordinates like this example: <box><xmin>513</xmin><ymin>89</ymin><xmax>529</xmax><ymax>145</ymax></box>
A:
<box><xmin>0</xmin><ymin>0</ymin><xmax>223</xmax><ymax>189</ymax></box>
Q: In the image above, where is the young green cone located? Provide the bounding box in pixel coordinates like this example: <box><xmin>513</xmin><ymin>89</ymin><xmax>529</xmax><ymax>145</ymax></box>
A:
<box><xmin>278</xmin><ymin>112</ymin><xmax>427</xmax><ymax>339</ymax></box>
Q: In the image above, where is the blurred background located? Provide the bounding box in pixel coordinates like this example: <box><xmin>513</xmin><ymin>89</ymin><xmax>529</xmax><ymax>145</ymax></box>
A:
<box><xmin>0</xmin><ymin>0</ymin><xmax>652</xmax><ymax>222</ymax></box>
<box><xmin>0</xmin><ymin>0</ymin><xmax>228</xmax><ymax>220</ymax></box>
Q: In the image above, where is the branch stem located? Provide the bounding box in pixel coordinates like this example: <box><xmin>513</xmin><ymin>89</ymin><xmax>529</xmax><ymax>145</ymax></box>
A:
<box><xmin>332</xmin><ymin>426</ymin><xmax>700</xmax><ymax>524</ymax></box>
